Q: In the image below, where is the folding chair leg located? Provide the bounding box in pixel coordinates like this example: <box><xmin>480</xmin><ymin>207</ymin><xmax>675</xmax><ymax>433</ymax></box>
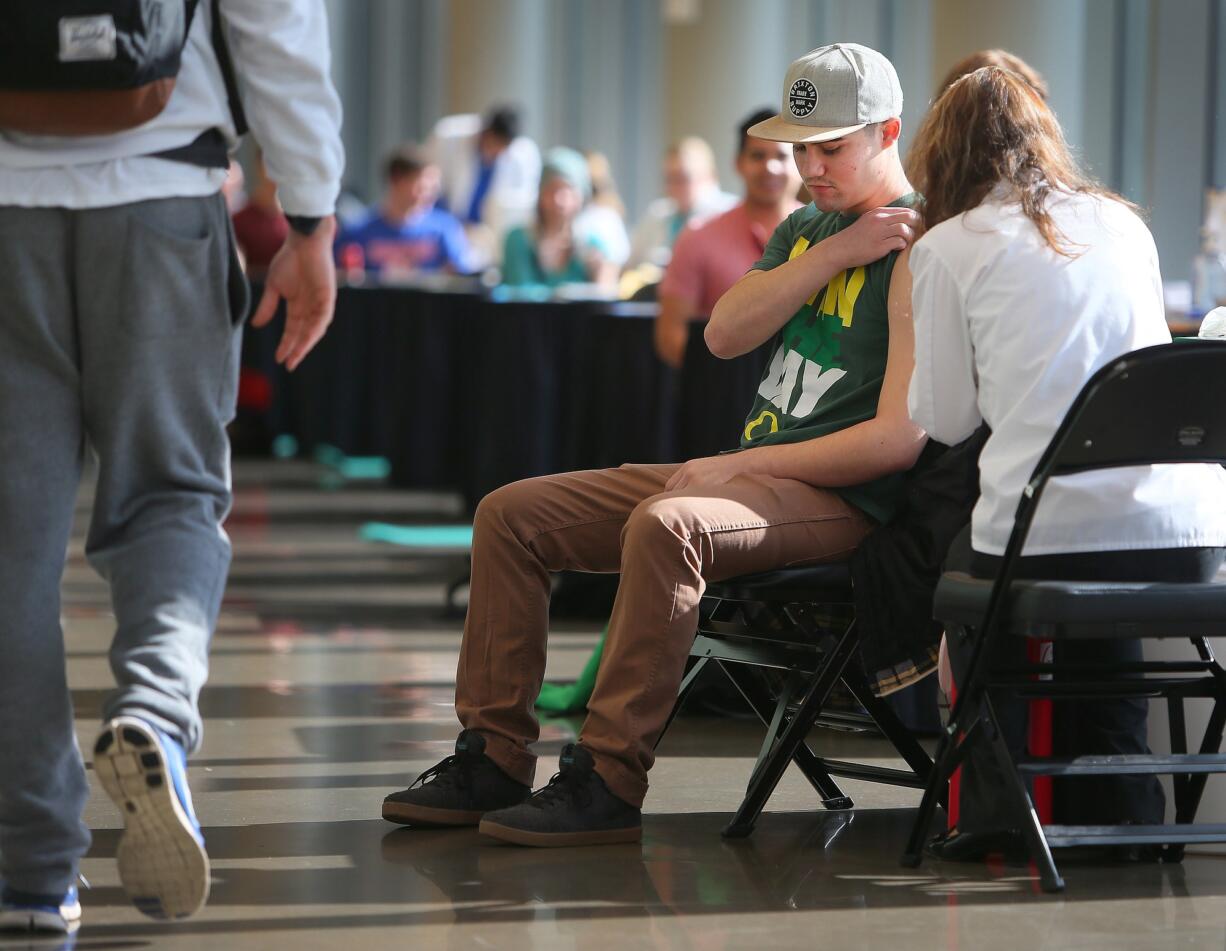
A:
<box><xmin>722</xmin><ymin>622</ymin><xmax>858</xmax><ymax>839</ymax></box>
<box><xmin>842</xmin><ymin>668</ymin><xmax>941</xmax><ymax>804</ymax></box>
<box><xmin>1179</xmin><ymin>697</ymin><xmax>1226</xmax><ymax>826</ymax></box>
<box><xmin>904</xmin><ymin>618</ymin><xmax>1001</xmax><ymax>869</ymax></box>
<box><xmin>901</xmin><ymin>717</ymin><xmax>981</xmax><ymax>868</ymax></box>
<box><xmin>1167</xmin><ymin>695</ymin><xmax>1191</xmax><ymax>821</ymax></box>
<box><xmin>652</xmin><ymin>656</ymin><xmax>713</xmax><ymax>752</ymax></box>
<box><xmin>984</xmin><ymin>694</ymin><xmax>1064</xmax><ymax>892</ymax></box>
<box><xmin>1183</xmin><ymin>637</ymin><xmax>1226</xmax><ymax>831</ymax></box>
<box><xmin>749</xmin><ymin>669</ymin><xmax>800</xmax><ymax>789</ymax></box>
<box><xmin>720</xmin><ymin>663</ymin><xmax>852</xmax><ymax>810</ymax></box>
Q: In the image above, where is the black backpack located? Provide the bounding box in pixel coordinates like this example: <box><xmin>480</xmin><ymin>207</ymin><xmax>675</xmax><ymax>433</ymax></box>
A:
<box><xmin>0</xmin><ymin>0</ymin><xmax>243</xmax><ymax>142</ymax></box>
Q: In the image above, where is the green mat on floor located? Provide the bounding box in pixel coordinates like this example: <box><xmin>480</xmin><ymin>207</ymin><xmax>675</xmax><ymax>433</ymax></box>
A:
<box><xmin>313</xmin><ymin>443</ymin><xmax>391</xmax><ymax>480</ymax></box>
<box><xmin>360</xmin><ymin>517</ymin><xmax>604</xmax><ymax>714</ymax></box>
<box><xmin>359</xmin><ymin>522</ymin><xmax>474</xmax><ymax>548</ymax></box>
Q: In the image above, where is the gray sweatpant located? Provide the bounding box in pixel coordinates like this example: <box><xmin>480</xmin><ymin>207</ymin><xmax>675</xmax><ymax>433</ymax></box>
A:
<box><xmin>0</xmin><ymin>194</ymin><xmax>247</xmax><ymax>895</ymax></box>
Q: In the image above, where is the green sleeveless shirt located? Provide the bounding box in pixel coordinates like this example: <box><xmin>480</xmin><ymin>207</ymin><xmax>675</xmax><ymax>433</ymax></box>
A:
<box><xmin>738</xmin><ymin>194</ymin><xmax>919</xmax><ymax>523</ymax></box>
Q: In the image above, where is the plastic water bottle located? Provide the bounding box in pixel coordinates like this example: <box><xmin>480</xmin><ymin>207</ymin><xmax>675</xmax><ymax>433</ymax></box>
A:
<box><xmin>1199</xmin><ymin>306</ymin><xmax>1226</xmax><ymax>339</ymax></box>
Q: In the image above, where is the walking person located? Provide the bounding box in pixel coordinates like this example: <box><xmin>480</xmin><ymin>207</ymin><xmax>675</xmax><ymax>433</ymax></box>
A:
<box><xmin>0</xmin><ymin>0</ymin><xmax>343</xmax><ymax>931</ymax></box>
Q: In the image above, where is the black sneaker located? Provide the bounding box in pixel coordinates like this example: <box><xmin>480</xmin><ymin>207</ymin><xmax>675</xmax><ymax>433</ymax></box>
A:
<box><xmin>382</xmin><ymin>730</ymin><xmax>531</xmax><ymax>826</ymax></box>
<box><xmin>925</xmin><ymin>827</ymin><xmax>1028</xmax><ymax>863</ymax></box>
<box><xmin>478</xmin><ymin>743</ymin><xmax>642</xmax><ymax>847</ymax></box>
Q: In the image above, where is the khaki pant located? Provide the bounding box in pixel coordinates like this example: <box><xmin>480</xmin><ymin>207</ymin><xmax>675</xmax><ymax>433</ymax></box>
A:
<box><xmin>455</xmin><ymin>462</ymin><xmax>873</xmax><ymax>807</ymax></box>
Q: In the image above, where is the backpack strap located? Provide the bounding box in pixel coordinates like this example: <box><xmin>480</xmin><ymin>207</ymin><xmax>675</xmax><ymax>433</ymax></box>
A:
<box><xmin>151</xmin><ymin>0</ymin><xmax>247</xmax><ymax>168</ymax></box>
<box><xmin>209</xmin><ymin>0</ymin><xmax>248</xmax><ymax>136</ymax></box>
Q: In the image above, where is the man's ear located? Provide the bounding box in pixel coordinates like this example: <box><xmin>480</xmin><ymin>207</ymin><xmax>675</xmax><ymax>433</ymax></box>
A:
<box><xmin>879</xmin><ymin>117</ymin><xmax>902</xmax><ymax>149</ymax></box>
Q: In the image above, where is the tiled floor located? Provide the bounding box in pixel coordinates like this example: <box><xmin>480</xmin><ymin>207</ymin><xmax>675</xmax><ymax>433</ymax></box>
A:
<box><xmin>27</xmin><ymin>459</ymin><xmax>1226</xmax><ymax>949</ymax></box>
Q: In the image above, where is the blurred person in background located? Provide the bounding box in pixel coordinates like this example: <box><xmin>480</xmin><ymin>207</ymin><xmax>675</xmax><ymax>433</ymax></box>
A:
<box><xmin>232</xmin><ymin>151</ymin><xmax>288</xmax><ymax>280</ymax></box>
<box><xmin>628</xmin><ymin>137</ymin><xmax>738</xmax><ymax>271</ymax></box>
<box><xmin>500</xmin><ymin>147</ymin><xmax>619</xmax><ymax>292</ymax></box>
<box><xmin>336</xmin><ymin>145</ymin><xmax>475</xmax><ymax>280</ymax></box>
<box><xmin>430</xmin><ymin>105</ymin><xmax>541</xmax><ymax>266</ymax></box>
<box><xmin>654</xmin><ymin>109</ymin><xmax>802</xmax><ymax>369</ymax></box>
<box><xmin>229</xmin><ymin>151</ymin><xmax>289</xmax><ymax>455</ymax></box>
<box><xmin>576</xmin><ymin>151</ymin><xmax>631</xmax><ymax>271</ymax></box>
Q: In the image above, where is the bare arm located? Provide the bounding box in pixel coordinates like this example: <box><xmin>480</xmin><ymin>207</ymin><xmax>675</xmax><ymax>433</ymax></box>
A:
<box><xmin>655</xmin><ymin>293</ymin><xmax>697</xmax><ymax>368</ymax></box>
<box><xmin>705</xmin><ymin>206</ymin><xmax>921</xmax><ymax>359</ymax></box>
<box><xmin>668</xmin><ymin>247</ymin><xmax>926</xmax><ymax>491</ymax></box>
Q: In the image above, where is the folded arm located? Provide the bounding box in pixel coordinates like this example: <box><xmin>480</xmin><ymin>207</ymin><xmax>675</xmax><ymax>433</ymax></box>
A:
<box><xmin>668</xmin><ymin>247</ymin><xmax>926</xmax><ymax>492</ymax></box>
<box><xmin>706</xmin><ymin>205</ymin><xmax>920</xmax><ymax>359</ymax></box>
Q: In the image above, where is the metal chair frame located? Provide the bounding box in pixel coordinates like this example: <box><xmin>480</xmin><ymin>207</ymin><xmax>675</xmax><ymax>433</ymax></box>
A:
<box><xmin>901</xmin><ymin>341</ymin><xmax>1226</xmax><ymax>892</ymax></box>
<box><xmin>657</xmin><ymin>566</ymin><xmax>938</xmax><ymax>838</ymax></box>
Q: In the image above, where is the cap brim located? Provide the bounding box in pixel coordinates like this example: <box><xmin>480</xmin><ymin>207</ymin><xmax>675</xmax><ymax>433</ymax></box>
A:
<box><xmin>747</xmin><ymin>115</ymin><xmax>867</xmax><ymax>144</ymax></box>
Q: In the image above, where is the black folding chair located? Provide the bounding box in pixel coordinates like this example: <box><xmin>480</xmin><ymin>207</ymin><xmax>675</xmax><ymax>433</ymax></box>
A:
<box><xmin>655</xmin><ymin>562</ymin><xmax>939</xmax><ymax>838</ymax></box>
<box><xmin>901</xmin><ymin>341</ymin><xmax>1226</xmax><ymax>892</ymax></box>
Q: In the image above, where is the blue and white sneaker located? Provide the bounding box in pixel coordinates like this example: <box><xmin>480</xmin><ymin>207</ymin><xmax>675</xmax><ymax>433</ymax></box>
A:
<box><xmin>93</xmin><ymin>717</ymin><xmax>210</xmax><ymax>920</ymax></box>
<box><xmin>0</xmin><ymin>884</ymin><xmax>81</xmax><ymax>933</ymax></box>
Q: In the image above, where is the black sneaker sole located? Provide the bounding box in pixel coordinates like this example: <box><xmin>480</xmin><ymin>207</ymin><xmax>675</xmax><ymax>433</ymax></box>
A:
<box><xmin>478</xmin><ymin>819</ymin><xmax>642</xmax><ymax>847</ymax></box>
<box><xmin>382</xmin><ymin>800</ymin><xmax>484</xmax><ymax>826</ymax></box>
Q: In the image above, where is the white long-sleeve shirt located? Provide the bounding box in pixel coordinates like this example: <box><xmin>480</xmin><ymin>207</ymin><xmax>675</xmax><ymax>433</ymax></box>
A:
<box><xmin>0</xmin><ymin>0</ymin><xmax>343</xmax><ymax>216</ymax></box>
<box><xmin>908</xmin><ymin>187</ymin><xmax>1226</xmax><ymax>557</ymax></box>
<box><xmin>427</xmin><ymin>113</ymin><xmax>541</xmax><ymax>249</ymax></box>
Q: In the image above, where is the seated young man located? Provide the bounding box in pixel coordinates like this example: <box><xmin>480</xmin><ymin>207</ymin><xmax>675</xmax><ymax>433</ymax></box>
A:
<box><xmin>382</xmin><ymin>43</ymin><xmax>925</xmax><ymax>847</ymax></box>
<box><xmin>335</xmin><ymin>145</ymin><xmax>474</xmax><ymax>278</ymax></box>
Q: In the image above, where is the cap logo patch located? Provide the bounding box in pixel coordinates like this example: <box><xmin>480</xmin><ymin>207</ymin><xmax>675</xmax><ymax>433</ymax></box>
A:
<box><xmin>789</xmin><ymin>78</ymin><xmax>818</xmax><ymax>118</ymax></box>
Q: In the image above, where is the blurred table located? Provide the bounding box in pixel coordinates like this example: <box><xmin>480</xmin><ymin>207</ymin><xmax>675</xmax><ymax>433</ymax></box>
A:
<box><xmin>250</xmin><ymin>285</ymin><xmax>769</xmax><ymax>511</ymax></box>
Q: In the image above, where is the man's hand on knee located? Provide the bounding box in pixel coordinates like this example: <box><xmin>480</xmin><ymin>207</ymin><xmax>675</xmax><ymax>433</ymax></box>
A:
<box><xmin>665</xmin><ymin>453</ymin><xmax>755</xmax><ymax>492</ymax></box>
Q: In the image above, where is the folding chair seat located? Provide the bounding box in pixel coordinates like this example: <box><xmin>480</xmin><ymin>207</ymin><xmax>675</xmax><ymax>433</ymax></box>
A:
<box><xmin>902</xmin><ymin>340</ymin><xmax>1226</xmax><ymax>892</ymax></box>
<box><xmin>656</xmin><ymin>561</ymin><xmax>938</xmax><ymax>839</ymax></box>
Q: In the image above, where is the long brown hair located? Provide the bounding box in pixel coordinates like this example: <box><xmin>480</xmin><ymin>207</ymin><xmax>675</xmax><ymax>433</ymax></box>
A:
<box><xmin>936</xmin><ymin>49</ymin><xmax>1049</xmax><ymax>100</ymax></box>
<box><xmin>907</xmin><ymin>66</ymin><xmax>1127</xmax><ymax>257</ymax></box>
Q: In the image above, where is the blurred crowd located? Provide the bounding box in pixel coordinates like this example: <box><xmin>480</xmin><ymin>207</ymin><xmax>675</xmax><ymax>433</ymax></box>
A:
<box><xmin>219</xmin><ymin>50</ymin><xmax>1062</xmax><ymax>415</ymax></box>
<box><xmin>225</xmin><ymin>103</ymin><xmax>817</xmax><ymax>367</ymax></box>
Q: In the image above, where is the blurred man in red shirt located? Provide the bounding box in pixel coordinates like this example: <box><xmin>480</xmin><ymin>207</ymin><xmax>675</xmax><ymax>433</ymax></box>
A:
<box><xmin>654</xmin><ymin>110</ymin><xmax>803</xmax><ymax>369</ymax></box>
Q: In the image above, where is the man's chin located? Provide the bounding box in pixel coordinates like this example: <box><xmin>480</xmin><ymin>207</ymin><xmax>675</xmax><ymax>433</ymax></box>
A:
<box><xmin>810</xmin><ymin>193</ymin><xmax>847</xmax><ymax>213</ymax></box>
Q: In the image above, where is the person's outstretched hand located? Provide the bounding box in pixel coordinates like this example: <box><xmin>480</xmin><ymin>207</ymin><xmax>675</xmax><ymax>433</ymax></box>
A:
<box><xmin>251</xmin><ymin>216</ymin><xmax>339</xmax><ymax>371</ymax></box>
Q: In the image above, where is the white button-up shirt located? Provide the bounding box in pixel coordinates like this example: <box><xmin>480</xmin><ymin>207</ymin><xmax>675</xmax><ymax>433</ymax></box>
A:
<box><xmin>908</xmin><ymin>187</ymin><xmax>1226</xmax><ymax>557</ymax></box>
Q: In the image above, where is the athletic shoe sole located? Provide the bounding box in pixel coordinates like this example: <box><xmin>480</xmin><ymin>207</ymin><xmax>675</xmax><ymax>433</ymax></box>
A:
<box><xmin>94</xmin><ymin>717</ymin><xmax>210</xmax><ymax>920</ymax></box>
<box><xmin>478</xmin><ymin>819</ymin><xmax>642</xmax><ymax>847</ymax></box>
<box><xmin>381</xmin><ymin>800</ymin><xmax>484</xmax><ymax>826</ymax></box>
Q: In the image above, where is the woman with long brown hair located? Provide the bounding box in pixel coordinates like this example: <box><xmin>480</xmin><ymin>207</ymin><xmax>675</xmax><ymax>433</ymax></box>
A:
<box><xmin>905</xmin><ymin>66</ymin><xmax>1226</xmax><ymax>859</ymax></box>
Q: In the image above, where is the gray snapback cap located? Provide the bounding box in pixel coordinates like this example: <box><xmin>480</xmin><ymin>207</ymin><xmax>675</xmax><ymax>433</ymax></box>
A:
<box><xmin>750</xmin><ymin>43</ymin><xmax>904</xmax><ymax>143</ymax></box>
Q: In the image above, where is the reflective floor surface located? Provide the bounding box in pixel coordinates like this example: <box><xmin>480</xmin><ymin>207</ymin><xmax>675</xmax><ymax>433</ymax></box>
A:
<box><xmin>15</xmin><ymin>459</ymin><xmax>1226</xmax><ymax>950</ymax></box>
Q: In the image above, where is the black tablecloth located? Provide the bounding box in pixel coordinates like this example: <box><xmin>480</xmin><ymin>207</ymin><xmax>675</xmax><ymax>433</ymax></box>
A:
<box><xmin>250</xmin><ymin>286</ymin><xmax>770</xmax><ymax>511</ymax></box>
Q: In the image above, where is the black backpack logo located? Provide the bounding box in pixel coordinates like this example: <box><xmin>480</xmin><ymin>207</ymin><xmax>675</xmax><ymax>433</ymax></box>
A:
<box><xmin>0</xmin><ymin>1</ymin><xmax>197</xmax><ymax>136</ymax></box>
